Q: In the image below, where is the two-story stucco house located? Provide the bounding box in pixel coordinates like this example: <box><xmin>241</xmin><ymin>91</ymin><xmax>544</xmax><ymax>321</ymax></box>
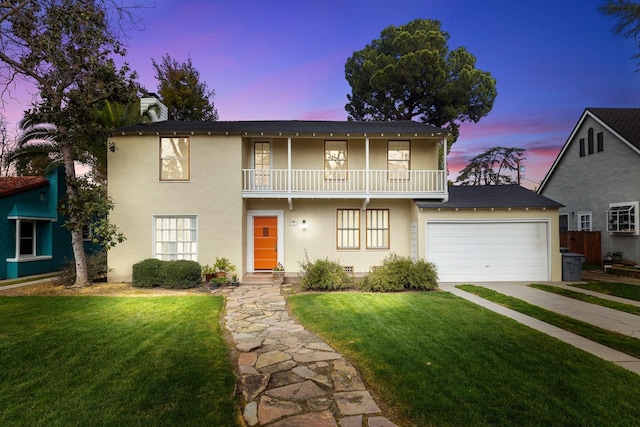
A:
<box><xmin>107</xmin><ymin>106</ymin><xmax>563</xmax><ymax>283</ymax></box>
<box><xmin>538</xmin><ymin>108</ymin><xmax>640</xmax><ymax>264</ymax></box>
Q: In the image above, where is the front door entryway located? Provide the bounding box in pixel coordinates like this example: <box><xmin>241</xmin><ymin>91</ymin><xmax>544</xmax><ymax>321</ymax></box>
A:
<box><xmin>253</xmin><ymin>216</ymin><xmax>278</xmax><ymax>270</ymax></box>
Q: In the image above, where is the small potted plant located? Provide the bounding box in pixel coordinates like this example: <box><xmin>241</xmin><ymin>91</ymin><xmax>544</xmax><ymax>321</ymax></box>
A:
<box><xmin>273</xmin><ymin>262</ymin><xmax>285</xmax><ymax>284</ymax></box>
<box><xmin>213</xmin><ymin>257</ymin><xmax>236</xmax><ymax>278</ymax></box>
<box><xmin>231</xmin><ymin>273</ymin><xmax>240</xmax><ymax>287</ymax></box>
<box><xmin>613</xmin><ymin>251</ymin><xmax>623</xmax><ymax>264</ymax></box>
<box><xmin>201</xmin><ymin>264</ymin><xmax>216</xmax><ymax>284</ymax></box>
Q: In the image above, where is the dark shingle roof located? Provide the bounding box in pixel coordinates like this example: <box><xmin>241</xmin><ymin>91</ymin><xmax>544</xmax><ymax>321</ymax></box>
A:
<box><xmin>115</xmin><ymin>120</ymin><xmax>447</xmax><ymax>137</ymax></box>
<box><xmin>0</xmin><ymin>176</ymin><xmax>48</xmax><ymax>198</ymax></box>
<box><xmin>588</xmin><ymin>108</ymin><xmax>640</xmax><ymax>150</ymax></box>
<box><xmin>415</xmin><ymin>185</ymin><xmax>564</xmax><ymax>209</ymax></box>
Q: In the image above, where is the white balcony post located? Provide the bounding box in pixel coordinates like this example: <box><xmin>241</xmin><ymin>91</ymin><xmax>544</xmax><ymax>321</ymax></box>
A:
<box><xmin>287</xmin><ymin>137</ymin><xmax>292</xmax><ymax>194</ymax></box>
<box><xmin>442</xmin><ymin>137</ymin><xmax>448</xmax><ymax>192</ymax></box>
<box><xmin>365</xmin><ymin>137</ymin><xmax>370</xmax><ymax>195</ymax></box>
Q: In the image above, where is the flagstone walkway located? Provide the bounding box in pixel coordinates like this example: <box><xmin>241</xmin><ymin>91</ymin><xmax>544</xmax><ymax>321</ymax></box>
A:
<box><xmin>220</xmin><ymin>283</ymin><xmax>398</xmax><ymax>427</ymax></box>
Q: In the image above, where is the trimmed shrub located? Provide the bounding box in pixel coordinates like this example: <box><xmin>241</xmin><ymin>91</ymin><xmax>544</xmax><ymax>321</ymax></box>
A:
<box><xmin>54</xmin><ymin>250</ymin><xmax>109</xmax><ymax>286</ymax></box>
<box><xmin>359</xmin><ymin>253</ymin><xmax>438</xmax><ymax>292</ymax></box>
<box><xmin>298</xmin><ymin>254</ymin><xmax>353</xmax><ymax>291</ymax></box>
<box><xmin>132</xmin><ymin>258</ymin><xmax>165</xmax><ymax>288</ymax></box>
<box><xmin>161</xmin><ymin>260</ymin><xmax>202</xmax><ymax>289</ymax></box>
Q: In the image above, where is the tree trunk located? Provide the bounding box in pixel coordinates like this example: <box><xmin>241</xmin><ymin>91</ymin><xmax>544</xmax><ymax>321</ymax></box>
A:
<box><xmin>60</xmin><ymin>139</ymin><xmax>90</xmax><ymax>288</ymax></box>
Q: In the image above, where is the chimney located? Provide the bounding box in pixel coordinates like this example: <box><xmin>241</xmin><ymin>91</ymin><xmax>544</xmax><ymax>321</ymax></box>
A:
<box><xmin>140</xmin><ymin>94</ymin><xmax>168</xmax><ymax>122</ymax></box>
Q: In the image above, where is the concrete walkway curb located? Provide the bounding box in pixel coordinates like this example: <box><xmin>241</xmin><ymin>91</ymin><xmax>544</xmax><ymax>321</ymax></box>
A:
<box><xmin>440</xmin><ymin>282</ymin><xmax>640</xmax><ymax>375</ymax></box>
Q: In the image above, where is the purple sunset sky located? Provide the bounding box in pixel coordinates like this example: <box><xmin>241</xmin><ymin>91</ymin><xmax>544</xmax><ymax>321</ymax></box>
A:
<box><xmin>2</xmin><ymin>0</ymin><xmax>639</xmax><ymax>188</ymax></box>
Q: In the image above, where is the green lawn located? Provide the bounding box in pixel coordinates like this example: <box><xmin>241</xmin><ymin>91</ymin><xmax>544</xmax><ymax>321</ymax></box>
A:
<box><xmin>287</xmin><ymin>291</ymin><xmax>640</xmax><ymax>427</ymax></box>
<box><xmin>459</xmin><ymin>284</ymin><xmax>640</xmax><ymax>359</ymax></box>
<box><xmin>570</xmin><ymin>281</ymin><xmax>640</xmax><ymax>301</ymax></box>
<box><xmin>530</xmin><ymin>283</ymin><xmax>640</xmax><ymax>316</ymax></box>
<box><xmin>0</xmin><ymin>296</ymin><xmax>240</xmax><ymax>427</ymax></box>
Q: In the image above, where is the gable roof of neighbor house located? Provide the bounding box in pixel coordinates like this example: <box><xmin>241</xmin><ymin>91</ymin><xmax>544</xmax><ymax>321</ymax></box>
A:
<box><xmin>537</xmin><ymin>108</ymin><xmax>640</xmax><ymax>192</ymax></box>
<box><xmin>0</xmin><ymin>176</ymin><xmax>49</xmax><ymax>198</ymax></box>
<box><xmin>415</xmin><ymin>185</ymin><xmax>563</xmax><ymax>209</ymax></box>
<box><xmin>115</xmin><ymin>120</ymin><xmax>448</xmax><ymax>137</ymax></box>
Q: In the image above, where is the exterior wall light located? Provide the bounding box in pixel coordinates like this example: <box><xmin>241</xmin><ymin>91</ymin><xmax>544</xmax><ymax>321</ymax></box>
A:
<box><xmin>301</xmin><ymin>219</ymin><xmax>308</xmax><ymax>230</ymax></box>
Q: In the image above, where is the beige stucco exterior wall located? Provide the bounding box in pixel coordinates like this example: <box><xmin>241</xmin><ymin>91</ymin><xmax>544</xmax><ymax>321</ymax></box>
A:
<box><xmin>107</xmin><ymin>134</ymin><xmax>244</xmax><ymax>282</ymax></box>
<box><xmin>245</xmin><ymin>199</ymin><xmax>415</xmax><ymax>272</ymax></box>
<box><xmin>416</xmin><ymin>208</ymin><xmax>563</xmax><ymax>281</ymax></box>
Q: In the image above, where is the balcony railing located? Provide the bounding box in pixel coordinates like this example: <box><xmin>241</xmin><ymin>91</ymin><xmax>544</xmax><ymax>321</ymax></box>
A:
<box><xmin>242</xmin><ymin>169</ymin><xmax>447</xmax><ymax>198</ymax></box>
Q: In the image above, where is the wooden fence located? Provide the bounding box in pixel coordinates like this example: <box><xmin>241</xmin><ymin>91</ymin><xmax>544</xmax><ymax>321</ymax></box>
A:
<box><xmin>559</xmin><ymin>231</ymin><xmax>602</xmax><ymax>266</ymax></box>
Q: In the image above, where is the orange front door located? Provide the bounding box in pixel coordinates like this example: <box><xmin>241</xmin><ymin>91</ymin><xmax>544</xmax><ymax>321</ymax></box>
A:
<box><xmin>254</xmin><ymin>216</ymin><xmax>278</xmax><ymax>270</ymax></box>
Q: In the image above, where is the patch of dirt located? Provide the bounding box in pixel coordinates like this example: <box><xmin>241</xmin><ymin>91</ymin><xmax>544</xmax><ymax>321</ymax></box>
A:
<box><xmin>0</xmin><ymin>281</ymin><xmax>212</xmax><ymax>297</ymax></box>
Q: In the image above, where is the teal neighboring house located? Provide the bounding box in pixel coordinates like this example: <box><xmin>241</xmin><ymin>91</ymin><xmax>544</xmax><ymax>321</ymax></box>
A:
<box><xmin>0</xmin><ymin>167</ymin><xmax>78</xmax><ymax>279</ymax></box>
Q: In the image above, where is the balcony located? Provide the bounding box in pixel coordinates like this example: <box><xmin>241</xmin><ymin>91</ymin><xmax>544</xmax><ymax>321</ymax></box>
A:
<box><xmin>242</xmin><ymin>169</ymin><xmax>447</xmax><ymax>200</ymax></box>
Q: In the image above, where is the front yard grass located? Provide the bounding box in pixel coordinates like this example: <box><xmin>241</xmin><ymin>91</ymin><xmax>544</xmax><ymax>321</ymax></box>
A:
<box><xmin>570</xmin><ymin>280</ymin><xmax>640</xmax><ymax>301</ymax></box>
<box><xmin>530</xmin><ymin>283</ymin><xmax>640</xmax><ymax>316</ymax></box>
<box><xmin>0</xmin><ymin>296</ymin><xmax>240</xmax><ymax>426</ymax></box>
<box><xmin>458</xmin><ymin>285</ymin><xmax>640</xmax><ymax>359</ymax></box>
<box><xmin>287</xmin><ymin>291</ymin><xmax>640</xmax><ymax>427</ymax></box>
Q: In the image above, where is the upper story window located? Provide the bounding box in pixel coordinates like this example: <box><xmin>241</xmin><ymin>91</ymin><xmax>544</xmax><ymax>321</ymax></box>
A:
<box><xmin>325</xmin><ymin>140</ymin><xmax>347</xmax><ymax>180</ymax></box>
<box><xmin>597</xmin><ymin>132</ymin><xmax>604</xmax><ymax>152</ymax></box>
<box><xmin>336</xmin><ymin>209</ymin><xmax>360</xmax><ymax>249</ymax></box>
<box><xmin>254</xmin><ymin>142</ymin><xmax>271</xmax><ymax>187</ymax></box>
<box><xmin>388</xmin><ymin>140</ymin><xmax>410</xmax><ymax>180</ymax></box>
<box><xmin>579</xmin><ymin>138</ymin><xmax>585</xmax><ymax>157</ymax></box>
<box><xmin>578</xmin><ymin>212</ymin><xmax>592</xmax><ymax>231</ymax></box>
<box><xmin>607</xmin><ymin>201</ymin><xmax>638</xmax><ymax>234</ymax></box>
<box><xmin>160</xmin><ymin>137</ymin><xmax>190</xmax><ymax>181</ymax></box>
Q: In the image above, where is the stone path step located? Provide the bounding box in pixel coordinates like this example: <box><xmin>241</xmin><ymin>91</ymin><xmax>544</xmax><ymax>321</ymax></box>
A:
<box><xmin>220</xmin><ymin>284</ymin><xmax>398</xmax><ymax>426</ymax></box>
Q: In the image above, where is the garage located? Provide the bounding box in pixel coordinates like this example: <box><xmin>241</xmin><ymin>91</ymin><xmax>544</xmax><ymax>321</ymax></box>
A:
<box><xmin>426</xmin><ymin>220</ymin><xmax>550</xmax><ymax>282</ymax></box>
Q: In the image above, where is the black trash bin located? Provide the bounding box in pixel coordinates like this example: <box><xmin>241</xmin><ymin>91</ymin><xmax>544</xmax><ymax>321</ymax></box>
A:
<box><xmin>562</xmin><ymin>253</ymin><xmax>585</xmax><ymax>281</ymax></box>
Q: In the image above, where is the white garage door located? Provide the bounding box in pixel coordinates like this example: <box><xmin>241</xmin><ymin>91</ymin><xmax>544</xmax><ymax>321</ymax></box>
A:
<box><xmin>426</xmin><ymin>221</ymin><xmax>549</xmax><ymax>282</ymax></box>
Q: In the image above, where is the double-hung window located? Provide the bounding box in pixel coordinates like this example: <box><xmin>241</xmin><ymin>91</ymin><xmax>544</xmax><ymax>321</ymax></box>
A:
<box><xmin>153</xmin><ymin>216</ymin><xmax>198</xmax><ymax>260</ymax></box>
<box><xmin>336</xmin><ymin>209</ymin><xmax>360</xmax><ymax>249</ymax></box>
<box><xmin>19</xmin><ymin>220</ymin><xmax>36</xmax><ymax>256</ymax></box>
<box><xmin>366</xmin><ymin>209</ymin><xmax>389</xmax><ymax>249</ymax></box>
<box><xmin>387</xmin><ymin>141</ymin><xmax>410</xmax><ymax>180</ymax></box>
<box><xmin>160</xmin><ymin>137</ymin><xmax>190</xmax><ymax>181</ymax></box>
<box><xmin>578</xmin><ymin>212</ymin><xmax>592</xmax><ymax>231</ymax></box>
<box><xmin>325</xmin><ymin>141</ymin><xmax>347</xmax><ymax>180</ymax></box>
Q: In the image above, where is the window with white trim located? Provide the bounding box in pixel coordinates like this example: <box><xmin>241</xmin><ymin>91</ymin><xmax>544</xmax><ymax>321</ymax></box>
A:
<box><xmin>153</xmin><ymin>216</ymin><xmax>198</xmax><ymax>260</ymax></box>
<box><xmin>578</xmin><ymin>212</ymin><xmax>592</xmax><ymax>231</ymax></box>
<box><xmin>160</xmin><ymin>136</ymin><xmax>190</xmax><ymax>181</ymax></box>
<box><xmin>607</xmin><ymin>202</ymin><xmax>638</xmax><ymax>234</ymax></box>
<box><xmin>19</xmin><ymin>220</ymin><xmax>36</xmax><ymax>256</ymax></box>
<box><xmin>336</xmin><ymin>209</ymin><xmax>360</xmax><ymax>249</ymax></box>
<box><xmin>366</xmin><ymin>209</ymin><xmax>389</xmax><ymax>249</ymax></box>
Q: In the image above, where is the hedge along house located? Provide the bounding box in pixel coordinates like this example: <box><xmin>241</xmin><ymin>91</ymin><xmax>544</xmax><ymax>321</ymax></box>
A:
<box><xmin>0</xmin><ymin>167</ymin><xmax>80</xmax><ymax>279</ymax></box>
<box><xmin>107</xmin><ymin>106</ymin><xmax>563</xmax><ymax>283</ymax></box>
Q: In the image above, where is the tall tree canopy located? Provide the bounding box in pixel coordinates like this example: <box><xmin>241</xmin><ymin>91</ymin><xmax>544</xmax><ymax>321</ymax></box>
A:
<box><xmin>152</xmin><ymin>54</ymin><xmax>218</xmax><ymax>121</ymax></box>
<box><xmin>455</xmin><ymin>146</ymin><xmax>526</xmax><ymax>186</ymax></box>
<box><xmin>599</xmin><ymin>0</ymin><xmax>640</xmax><ymax>69</ymax></box>
<box><xmin>345</xmin><ymin>19</ymin><xmax>497</xmax><ymax>144</ymax></box>
<box><xmin>0</xmin><ymin>0</ymin><xmax>138</xmax><ymax>287</ymax></box>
